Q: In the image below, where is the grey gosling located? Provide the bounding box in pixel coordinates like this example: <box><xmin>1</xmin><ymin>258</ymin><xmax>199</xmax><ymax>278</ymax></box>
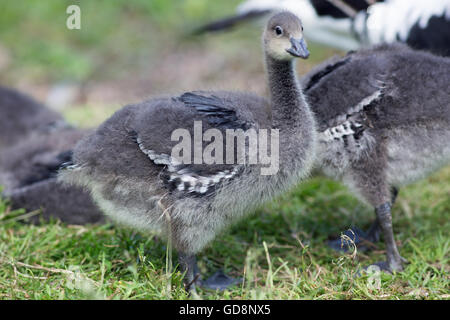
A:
<box><xmin>0</xmin><ymin>128</ymin><xmax>104</xmax><ymax>224</ymax></box>
<box><xmin>302</xmin><ymin>43</ymin><xmax>450</xmax><ymax>272</ymax></box>
<box><xmin>0</xmin><ymin>86</ymin><xmax>64</xmax><ymax>150</ymax></box>
<box><xmin>0</xmin><ymin>86</ymin><xmax>103</xmax><ymax>224</ymax></box>
<box><xmin>59</xmin><ymin>11</ymin><xmax>317</xmax><ymax>291</ymax></box>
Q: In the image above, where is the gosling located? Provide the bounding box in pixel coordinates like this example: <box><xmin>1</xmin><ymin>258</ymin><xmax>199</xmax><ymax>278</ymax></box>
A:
<box><xmin>303</xmin><ymin>43</ymin><xmax>450</xmax><ymax>272</ymax></box>
<box><xmin>59</xmin><ymin>11</ymin><xmax>317</xmax><ymax>291</ymax></box>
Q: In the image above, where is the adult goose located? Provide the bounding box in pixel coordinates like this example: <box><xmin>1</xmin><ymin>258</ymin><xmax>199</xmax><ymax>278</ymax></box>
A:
<box><xmin>196</xmin><ymin>0</ymin><xmax>450</xmax><ymax>56</ymax></box>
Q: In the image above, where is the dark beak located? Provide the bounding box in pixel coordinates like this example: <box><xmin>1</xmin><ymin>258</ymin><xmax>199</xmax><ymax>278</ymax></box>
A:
<box><xmin>286</xmin><ymin>37</ymin><xmax>309</xmax><ymax>59</ymax></box>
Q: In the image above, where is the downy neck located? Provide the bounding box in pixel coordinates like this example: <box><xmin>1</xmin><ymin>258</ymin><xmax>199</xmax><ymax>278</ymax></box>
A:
<box><xmin>264</xmin><ymin>55</ymin><xmax>317</xmax><ymax>175</ymax></box>
<box><xmin>266</xmin><ymin>56</ymin><xmax>308</xmax><ymax>128</ymax></box>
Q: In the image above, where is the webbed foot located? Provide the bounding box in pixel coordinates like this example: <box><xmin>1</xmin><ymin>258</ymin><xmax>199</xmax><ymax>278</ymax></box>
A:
<box><xmin>366</xmin><ymin>256</ymin><xmax>408</xmax><ymax>273</ymax></box>
<box><xmin>200</xmin><ymin>270</ymin><xmax>242</xmax><ymax>291</ymax></box>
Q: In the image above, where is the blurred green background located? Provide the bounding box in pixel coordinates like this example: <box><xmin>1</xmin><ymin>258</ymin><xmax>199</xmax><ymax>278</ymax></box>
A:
<box><xmin>0</xmin><ymin>0</ymin><xmax>247</xmax><ymax>82</ymax></box>
<box><xmin>0</xmin><ymin>0</ymin><xmax>341</xmax><ymax>127</ymax></box>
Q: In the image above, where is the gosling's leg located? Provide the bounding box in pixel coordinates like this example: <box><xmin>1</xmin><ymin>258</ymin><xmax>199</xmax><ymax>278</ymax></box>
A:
<box><xmin>364</xmin><ymin>187</ymin><xmax>399</xmax><ymax>244</ymax></box>
<box><xmin>371</xmin><ymin>202</ymin><xmax>407</xmax><ymax>272</ymax></box>
<box><xmin>178</xmin><ymin>253</ymin><xmax>200</xmax><ymax>293</ymax></box>
<box><xmin>328</xmin><ymin>187</ymin><xmax>399</xmax><ymax>252</ymax></box>
<box><xmin>357</xmin><ymin>187</ymin><xmax>399</xmax><ymax>246</ymax></box>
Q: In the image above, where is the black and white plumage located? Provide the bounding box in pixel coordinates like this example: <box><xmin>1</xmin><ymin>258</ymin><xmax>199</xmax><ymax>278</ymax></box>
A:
<box><xmin>132</xmin><ymin>125</ymin><xmax>241</xmax><ymax>196</ymax></box>
<box><xmin>0</xmin><ymin>86</ymin><xmax>103</xmax><ymax>224</ymax></box>
<box><xmin>302</xmin><ymin>43</ymin><xmax>450</xmax><ymax>272</ymax></box>
<box><xmin>354</xmin><ymin>0</ymin><xmax>450</xmax><ymax>56</ymax></box>
<box><xmin>196</xmin><ymin>0</ymin><xmax>369</xmax><ymax>50</ymax></box>
<box><xmin>197</xmin><ymin>0</ymin><xmax>450</xmax><ymax>55</ymax></box>
<box><xmin>59</xmin><ymin>12</ymin><xmax>317</xmax><ymax>291</ymax></box>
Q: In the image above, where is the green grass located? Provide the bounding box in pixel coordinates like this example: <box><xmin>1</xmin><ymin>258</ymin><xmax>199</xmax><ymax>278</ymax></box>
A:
<box><xmin>1</xmin><ymin>168</ymin><xmax>449</xmax><ymax>300</ymax></box>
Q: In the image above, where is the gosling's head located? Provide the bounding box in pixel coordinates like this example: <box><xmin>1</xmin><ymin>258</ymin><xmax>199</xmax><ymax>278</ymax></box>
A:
<box><xmin>263</xmin><ymin>11</ymin><xmax>309</xmax><ymax>61</ymax></box>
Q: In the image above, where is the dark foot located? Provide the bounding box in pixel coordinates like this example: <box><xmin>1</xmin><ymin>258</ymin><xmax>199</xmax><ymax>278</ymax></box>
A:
<box><xmin>366</xmin><ymin>257</ymin><xmax>408</xmax><ymax>274</ymax></box>
<box><xmin>328</xmin><ymin>226</ymin><xmax>374</xmax><ymax>252</ymax></box>
<box><xmin>200</xmin><ymin>270</ymin><xmax>242</xmax><ymax>291</ymax></box>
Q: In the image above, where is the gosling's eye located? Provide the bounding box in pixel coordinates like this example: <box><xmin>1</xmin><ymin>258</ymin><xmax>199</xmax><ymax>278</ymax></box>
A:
<box><xmin>274</xmin><ymin>26</ymin><xmax>283</xmax><ymax>36</ymax></box>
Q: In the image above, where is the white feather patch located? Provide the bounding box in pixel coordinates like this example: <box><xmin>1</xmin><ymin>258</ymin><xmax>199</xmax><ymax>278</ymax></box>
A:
<box><xmin>136</xmin><ymin>136</ymin><xmax>239</xmax><ymax>194</ymax></box>
<box><xmin>320</xmin><ymin>120</ymin><xmax>361</xmax><ymax>142</ymax></box>
<box><xmin>361</xmin><ymin>0</ymin><xmax>450</xmax><ymax>43</ymax></box>
<box><xmin>319</xmin><ymin>89</ymin><xmax>381</xmax><ymax>143</ymax></box>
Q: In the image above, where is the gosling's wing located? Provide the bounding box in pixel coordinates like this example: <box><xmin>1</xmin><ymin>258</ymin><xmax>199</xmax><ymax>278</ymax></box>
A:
<box><xmin>303</xmin><ymin>47</ymin><xmax>392</xmax><ymax>132</ymax></box>
<box><xmin>302</xmin><ymin>47</ymin><xmax>391</xmax><ymax>151</ymax></box>
<box><xmin>300</xmin><ymin>54</ymin><xmax>352</xmax><ymax>92</ymax></box>
<box><xmin>305</xmin><ymin>44</ymin><xmax>450</xmax><ymax>134</ymax></box>
<box><xmin>133</xmin><ymin>132</ymin><xmax>241</xmax><ymax>196</ymax></box>
<box><xmin>132</xmin><ymin>91</ymin><xmax>260</xmax><ymax>196</ymax></box>
<box><xmin>177</xmin><ymin>91</ymin><xmax>253</xmax><ymax>130</ymax></box>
